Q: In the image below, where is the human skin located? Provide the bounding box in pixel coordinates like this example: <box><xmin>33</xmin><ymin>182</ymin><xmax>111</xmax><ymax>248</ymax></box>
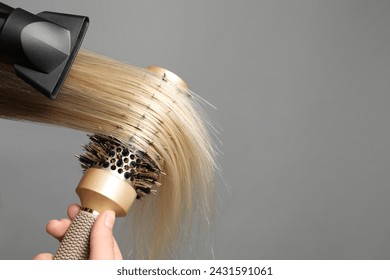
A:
<box><xmin>33</xmin><ymin>204</ymin><xmax>123</xmax><ymax>260</ymax></box>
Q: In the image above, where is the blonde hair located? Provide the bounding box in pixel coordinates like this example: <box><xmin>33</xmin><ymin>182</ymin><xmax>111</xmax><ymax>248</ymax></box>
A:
<box><xmin>0</xmin><ymin>50</ymin><xmax>217</xmax><ymax>259</ymax></box>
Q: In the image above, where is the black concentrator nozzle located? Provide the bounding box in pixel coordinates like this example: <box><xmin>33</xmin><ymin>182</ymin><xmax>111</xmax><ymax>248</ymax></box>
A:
<box><xmin>0</xmin><ymin>2</ymin><xmax>89</xmax><ymax>99</ymax></box>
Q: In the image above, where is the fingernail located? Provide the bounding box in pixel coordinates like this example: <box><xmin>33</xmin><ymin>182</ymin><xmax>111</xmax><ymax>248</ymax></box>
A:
<box><xmin>104</xmin><ymin>211</ymin><xmax>115</xmax><ymax>228</ymax></box>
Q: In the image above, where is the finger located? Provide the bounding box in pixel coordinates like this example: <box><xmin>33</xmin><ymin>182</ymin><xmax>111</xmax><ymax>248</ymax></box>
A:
<box><xmin>89</xmin><ymin>210</ymin><xmax>116</xmax><ymax>260</ymax></box>
<box><xmin>113</xmin><ymin>238</ymin><xmax>123</xmax><ymax>260</ymax></box>
<box><xmin>46</xmin><ymin>219</ymin><xmax>72</xmax><ymax>241</ymax></box>
<box><xmin>67</xmin><ymin>204</ymin><xmax>81</xmax><ymax>220</ymax></box>
<box><xmin>46</xmin><ymin>204</ymin><xmax>80</xmax><ymax>241</ymax></box>
<box><xmin>33</xmin><ymin>253</ymin><xmax>53</xmax><ymax>260</ymax></box>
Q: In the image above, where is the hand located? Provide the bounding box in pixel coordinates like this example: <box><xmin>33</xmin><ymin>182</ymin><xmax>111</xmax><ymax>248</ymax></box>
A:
<box><xmin>33</xmin><ymin>204</ymin><xmax>123</xmax><ymax>260</ymax></box>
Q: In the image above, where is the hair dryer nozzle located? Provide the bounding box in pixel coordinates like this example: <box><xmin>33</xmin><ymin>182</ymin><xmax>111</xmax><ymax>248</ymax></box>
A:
<box><xmin>0</xmin><ymin>3</ymin><xmax>89</xmax><ymax>99</ymax></box>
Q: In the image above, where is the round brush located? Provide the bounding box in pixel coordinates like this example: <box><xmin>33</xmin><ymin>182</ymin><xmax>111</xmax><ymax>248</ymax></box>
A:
<box><xmin>54</xmin><ymin>68</ymin><xmax>186</xmax><ymax>260</ymax></box>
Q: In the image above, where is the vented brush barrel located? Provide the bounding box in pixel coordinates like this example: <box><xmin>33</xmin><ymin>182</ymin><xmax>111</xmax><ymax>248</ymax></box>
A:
<box><xmin>54</xmin><ymin>134</ymin><xmax>161</xmax><ymax>260</ymax></box>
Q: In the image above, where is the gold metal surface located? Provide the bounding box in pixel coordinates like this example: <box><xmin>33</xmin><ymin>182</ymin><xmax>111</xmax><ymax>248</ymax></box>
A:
<box><xmin>147</xmin><ymin>66</ymin><xmax>189</xmax><ymax>89</ymax></box>
<box><xmin>76</xmin><ymin>168</ymin><xmax>137</xmax><ymax>217</ymax></box>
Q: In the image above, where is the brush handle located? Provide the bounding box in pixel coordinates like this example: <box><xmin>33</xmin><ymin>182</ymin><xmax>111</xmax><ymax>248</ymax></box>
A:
<box><xmin>53</xmin><ymin>209</ymin><xmax>97</xmax><ymax>260</ymax></box>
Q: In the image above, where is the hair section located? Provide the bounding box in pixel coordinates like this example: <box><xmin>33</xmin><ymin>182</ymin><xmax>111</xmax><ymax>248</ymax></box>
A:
<box><xmin>0</xmin><ymin>50</ymin><xmax>217</xmax><ymax>259</ymax></box>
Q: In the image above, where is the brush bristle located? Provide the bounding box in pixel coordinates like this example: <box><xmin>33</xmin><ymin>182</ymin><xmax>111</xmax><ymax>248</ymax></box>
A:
<box><xmin>78</xmin><ymin>134</ymin><xmax>161</xmax><ymax>199</ymax></box>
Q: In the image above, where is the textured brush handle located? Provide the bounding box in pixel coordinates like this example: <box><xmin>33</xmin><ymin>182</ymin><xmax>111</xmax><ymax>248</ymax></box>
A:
<box><xmin>53</xmin><ymin>210</ymin><xmax>98</xmax><ymax>260</ymax></box>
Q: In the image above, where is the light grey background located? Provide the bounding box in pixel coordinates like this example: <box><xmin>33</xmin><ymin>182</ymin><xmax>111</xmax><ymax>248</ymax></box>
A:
<box><xmin>1</xmin><ymin>0</ymin><xmax>390</xmax><ymax>259</ymax></box>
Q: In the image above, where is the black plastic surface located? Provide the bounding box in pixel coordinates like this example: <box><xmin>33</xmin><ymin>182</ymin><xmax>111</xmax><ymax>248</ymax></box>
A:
<box><xmin>0</xmin><ymin>3</ymin><xmax>89</xmax><ymax>99</ymax></box>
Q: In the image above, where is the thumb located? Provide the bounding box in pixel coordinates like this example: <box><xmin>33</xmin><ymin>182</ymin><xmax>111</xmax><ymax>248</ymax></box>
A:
<box><xmin>89</xmin><ymin>210</ymin><xmax>116</xmax><ymax>260</ymax></box>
